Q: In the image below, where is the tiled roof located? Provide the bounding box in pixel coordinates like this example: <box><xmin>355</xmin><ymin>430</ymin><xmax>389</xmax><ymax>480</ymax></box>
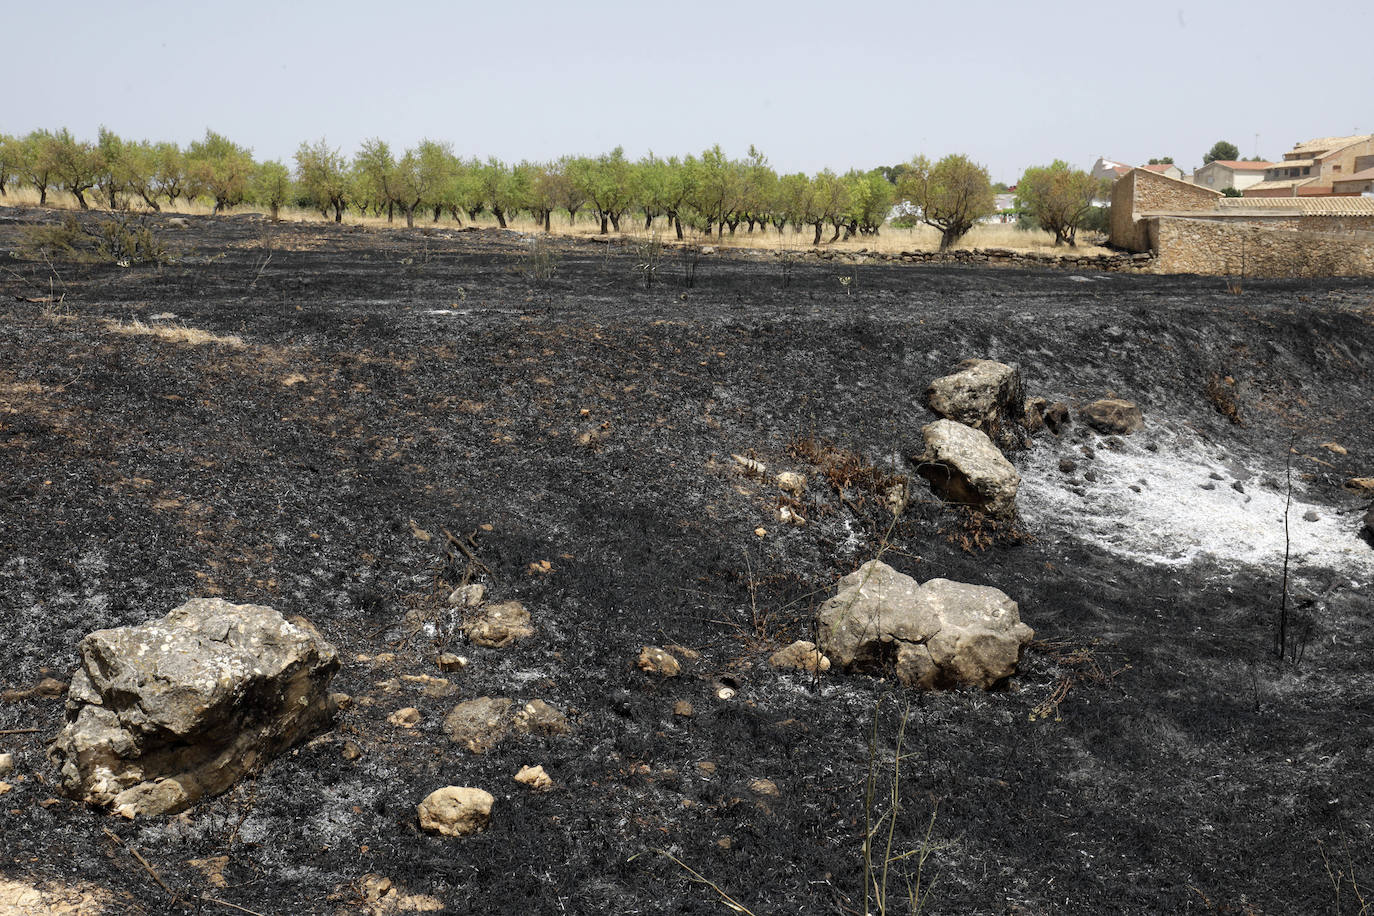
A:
<box><xmin>1207</xmin><ymin>160</ymin><xmax>1273</xmax><ymax>171</ymax></box>
<box><xmin>1334</xmin><ymin>167</ymin><xmax>1374</xmax><ymax>182</ymax></box>
<box><xmin>1217</xmin><ymin>196</ymin><xmax>1374</xmax><ymax>215</ymax></box>
<box><xmin>1141</xmin><ymin>163</ymin><xmax>1176</xmax><ymax>172</ymax></box>
<box><xmin>1290</xmin><ymin>134</ymin><xmax>1374</xmax><ymax>155</ymax></box>
<box><xmin>1271</xmin><ymin>158</ymin><xmax>1317</xmax><ymax>169</ymax></box>
<box><xmin>1245</xmin><ymin>178</ymin><xmax>1317</xmax><ymax>192</ymax></box>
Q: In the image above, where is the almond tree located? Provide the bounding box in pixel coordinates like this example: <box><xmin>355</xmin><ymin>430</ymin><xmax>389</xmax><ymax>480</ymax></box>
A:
<box><xmin>294</xmin><ymin>138</ymin><xmax>349</xmax><ymax>222</ymax></box>
<box><xmin>395</xmin><ymin>140</ymin><xmax>454</xmax><ymax>228</ymax></box>
<box><xmin>353</xmin><ymin>138</ymin><xmax>400</xmax><ymax>222</ymax></box>
<box><xmin>50</xmin><ymin>128</ymin><xmax>100</xmax><ymax>210</ymax></box>
<box><xmin>95</xmin><ymin>127</ymin><xmax>131</xmax><ymax>209</ymax></box>
<box><xmin>578</xmin><ymin>148</ymin><xmax>635</xmax><ymax>234</ymax></box>
<box><xmin>1014</xmin><ymin>160</ymin><xmax>1103</xmax><ymax>246</ymax></box>
<box><xmin>251</xmin><ymin>160</ymin><xmax>292</xmax><ymax>220</ymax></box>
<box><xmin>187</xmin><ymin>130</ymin><xmax>254</xmax><ymax>213</ymax></box>
<box><xmin>21</xmin><ymin>131</ymin><xmax>60</xmax><ymax>205</ymax></box>
<box><xmin>897</xmin><ymin>154</ymin><xmax>995</xmax><ymax>250</ymax></box>
<box><xmin>149</xmin><ymin>142</ymin><xmax>187</xmax><ymax>209</ymax></box>
<box><xmin>0</xmin><ymin>134</ymin><xmax>17</xmax><ymax>195</ymax></box>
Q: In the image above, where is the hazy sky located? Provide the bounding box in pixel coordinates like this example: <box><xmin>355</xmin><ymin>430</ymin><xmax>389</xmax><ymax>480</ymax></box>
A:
<box><xmin>5</xmin><ymin>1</ymin><xmax>1371</xmax><ymax>182</ymax></box>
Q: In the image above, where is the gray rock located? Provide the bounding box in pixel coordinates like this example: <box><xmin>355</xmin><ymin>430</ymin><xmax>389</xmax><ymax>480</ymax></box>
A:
<box><xmin>925</xmin><ymin>359</ymin><xmax>1026</xmax><ymax>449</ymax></box>
<box><xmin>815</xmin><ymin>560</ymin><xmax>1033</xmax><ymax>690</ymax></box>
<box><xmin>1361</xmin><ymin>507</ymin><xmax>1373</xmax><ymax>544</ymax></box>
<box><xmin>913</xmin><ymin>420</ymin><xmax>1020</xmax><ymax>519</ymax></box>
<box><xmin>49</xmin><ymin>598</ymin><xmax>339</xmax><ymax>817</ymax></box>
<box><xmin>1079</xmin><ymin>399</ymin><xmax>1144</xmax><ymax>435</ymax></box>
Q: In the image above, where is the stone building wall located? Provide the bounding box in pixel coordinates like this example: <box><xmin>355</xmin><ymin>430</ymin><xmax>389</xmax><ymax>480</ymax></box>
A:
<box><xmin>1152</xmin><ymin>218</ymin><xmax>1374</xmax><ymax>277</ymax></box>
<box><xmin>1110</xmin><ymin>169</ymin><xmax>1221</xmax><ymax>251</ymax></box>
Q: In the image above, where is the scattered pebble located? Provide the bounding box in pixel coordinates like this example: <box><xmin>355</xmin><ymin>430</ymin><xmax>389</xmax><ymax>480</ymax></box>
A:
<box><xmin>448</xmin><ymin>583</ymin><xmax>486</xmax><ymax>607</ymax></box>
<box><xmin>514</xmin><ymin>765</ymin><xmax>553</xmax><ymax>791</ymax></box>
<box><xmin>0</xmin><ymin>754</ymin><xmax>13</xmax><ymax>777</ymax></box>
<box><xmin>388</xmin><ymin>707</ymin><xmax>421</xmax><ymax>728</ymax></box>
<box><xmin>673</xmin><ymin>700</ymin><xmax>695</xmax><ymax>718</ymax></box>
<box><xmin>748</xmin><ymin>778</ymin><xmax>780</xmax><ymax>797</ymax></box>
<box><xmin>637</xmin><ymin>646</ymin><xmax>680</xmax><ymax>677</ymax></box>
<box><xmin>436</xmin><ymin>652</ymin><xmax>468</xmax><ymax>673</ymax></box>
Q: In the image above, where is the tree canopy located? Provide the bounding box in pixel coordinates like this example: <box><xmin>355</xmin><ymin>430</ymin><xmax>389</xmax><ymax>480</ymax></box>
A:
<box><xmin>1015</xmin><ymin>160</ymin><xmax>1105</xmax><ymax>247</ymax></box>
<box><xmin>1203</xmin><ymin>141</ymin><xmax>1240</xmax><ymax>164</ymax></box>
<box><xmin>897</xmin><ymin>154</ymin><xmax>995</xmax><ymax>250</ymax></box>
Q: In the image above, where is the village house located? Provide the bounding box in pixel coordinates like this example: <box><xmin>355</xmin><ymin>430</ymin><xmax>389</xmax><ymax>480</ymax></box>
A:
<box><xmin>1243</xmin><ymin>134</ymin><xmax>1374</xmax><ymax>198</ymax></box>
<box><xmin>1109</xmin><ymin>167</ymin><xmax>1374</xmax><ymax>276</ymax></box>
<box><xmin>1140</xmin><ymin>162</ymin><xmax>1186</xmax><ymax>180</ymax></box>
<box><xmin>1090</xmin><ymin>157</ymin><xmax>1132</xmax><ymax>183</ymax></box>
<box><xmin>1190</xmin><ymin>160</ymin><xmax>1272</xmax><ymax>193</ymax></box>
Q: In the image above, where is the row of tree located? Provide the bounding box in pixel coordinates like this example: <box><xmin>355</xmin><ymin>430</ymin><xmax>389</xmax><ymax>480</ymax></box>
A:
<box><xmin>0</xmin><ymin>128</ymin><xmax>1109</xmax><ymax>248</ymax></box>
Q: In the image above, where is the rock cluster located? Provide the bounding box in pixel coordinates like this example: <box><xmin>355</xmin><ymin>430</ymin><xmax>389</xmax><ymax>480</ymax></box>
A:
<box><xmin>816</xmin><ymin>560</ymin><xmax>1032</xmax><ymax>689</ymax></box>
<box><xmin>49</xmin><ymin>598</ymin><xmax>339</xmax><ymax>817</ymax></box>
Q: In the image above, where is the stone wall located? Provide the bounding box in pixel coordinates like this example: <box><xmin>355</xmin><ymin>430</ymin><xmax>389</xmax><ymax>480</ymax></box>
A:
<box><xmin>805</xmin><ymin>246</ymin><xmax>1154</xmax><ymax>273</ymax></box>
<box><xmin>1152</xmin><ymin>218</ymin><xmax>1374</xmax><ymax>277</ymax></box>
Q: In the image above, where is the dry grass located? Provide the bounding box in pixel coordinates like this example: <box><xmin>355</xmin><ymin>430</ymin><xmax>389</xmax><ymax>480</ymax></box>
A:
<box><xmin>1</xmin><ymin>188</ymin><xmax>1111</xmax><ymax>257</ymax></box>
<box><xmin>101</xmin><ymin>318</ymin><xmax>245</xmax><ymax>349</ymax></box>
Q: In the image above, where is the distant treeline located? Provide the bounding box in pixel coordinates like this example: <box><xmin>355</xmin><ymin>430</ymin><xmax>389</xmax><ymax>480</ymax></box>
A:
<box><xmin>0</xmin><ymin>128</ymin><xmax>1104</xmax><ymax>248</ymax></box>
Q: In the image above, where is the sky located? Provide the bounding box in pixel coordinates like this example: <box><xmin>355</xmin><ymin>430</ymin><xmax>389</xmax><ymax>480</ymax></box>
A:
<box><xmin>4</xmin><ymin>0</ymin><xmax>1372</xmax><ymax>183</ymax></box>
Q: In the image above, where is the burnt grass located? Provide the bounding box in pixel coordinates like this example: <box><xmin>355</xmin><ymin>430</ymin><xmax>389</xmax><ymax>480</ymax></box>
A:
<box><xmin>2</xmin><ymin>208</ymin><xmax>1373</xmax><ymax>915</ymax></box>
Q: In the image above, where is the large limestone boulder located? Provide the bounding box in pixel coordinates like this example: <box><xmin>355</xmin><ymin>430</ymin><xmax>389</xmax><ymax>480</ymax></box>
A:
<box><xmin>914</xmin><ymin>419</ymin><xmax>1020</xmax><ymax>519</ymax></box>
<box><xmin>50</xmin><ymin>598</ymin><xmax>339</xmax><ymax>817</ymax></box>
<box><xmin>926</xmin><ymin>359</ymin><xmax>1026</xmax><ymax>449</ymax></box>
<box><xmin>815</xmin><ymin>560</ymin><xmax>1032</xmax><ymax>689</ymax></box>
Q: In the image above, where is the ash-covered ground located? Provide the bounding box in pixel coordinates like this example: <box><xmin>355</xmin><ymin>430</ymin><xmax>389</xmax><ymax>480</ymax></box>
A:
<box><xmin>1</xmin><ymin>209</ymin><xmax>1372</xmax><ymax>915</ymax></box>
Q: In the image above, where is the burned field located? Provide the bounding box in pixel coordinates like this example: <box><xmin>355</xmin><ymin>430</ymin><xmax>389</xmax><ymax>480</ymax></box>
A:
<box><xmin>2</xmin><ymin>209</ymin><xmax>1373</xmax><ymax>915</ymax></box>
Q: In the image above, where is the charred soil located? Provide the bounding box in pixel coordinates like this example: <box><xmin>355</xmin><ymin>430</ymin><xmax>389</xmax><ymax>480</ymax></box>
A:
<box><xmin>2</xmin><ymin>208</ymin><xmax>1373</xmax><ymax>915</ymax></box>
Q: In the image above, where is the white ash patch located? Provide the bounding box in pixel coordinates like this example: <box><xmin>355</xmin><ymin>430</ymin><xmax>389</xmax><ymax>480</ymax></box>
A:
<box><xmin>1018</xmin><ymin>425</ymin><xmax>1374</xmax><ymax>574</ymax></box>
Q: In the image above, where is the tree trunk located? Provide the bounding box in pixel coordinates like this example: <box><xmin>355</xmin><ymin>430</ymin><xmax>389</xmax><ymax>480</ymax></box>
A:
<box><xmin>567</xmin><ymin>205</ymin><xmax>580</xmax><ymax>226</ymax></box>
<box><xmin>106</xmin><ymin>185</ymin><xmax>117</xmax><ymax>209</ymax></box>
<box><xmin>813</xmin><ymin>222</ymin><xmax>823</xmax><ymax>245</ymax></box>
<box><xmin>333</xmin><ymin>201</ymin><xmax>344</xmax><ymax>223</ymax></box>
<box><xmin>829</xmin><ymin>223</ymin><xmax>841</xmax><ymax>243</ymax></box>
<box><xmin>609</xmin><ymin>212</ymin><xmax>621</xmax><ymax>232</ymax></box>
<box><xmin>599</xmin><ymin>212</ymin><xmax>608</xmax><ymax>235</ymax></box>
<box><xmin>74</xmin><ymin>189</ymin><xmax>90</xmax><ymax>210</ymax></box>
<box><xmin>140</xmin><ymin>191</ymin><xmax>161</xmax><ymax>212</ymax></box>
<box><xmin>543</xmin><ymin>210</ymin><xmax>551</xmax><ymax>232</ymax></box>
<box><xmin>703</xmin><ymin>220</ymin><xmax>712</xmax><ymax>236</ymax></box>
<box><xmin>38</xmin><ymin>184</ymin><xmax>48</xmax><ymax>206</ymax></box>
<box><xmin>493</xmin><ymin>206</ymin><xmax>507</xmax><ymax>229</ymax></box>
<box><xmin>270</xmin><ymin>202</ymin><xmax>280</xmax><ymax>221</ymax></box>
<box><xmin>674</xmin><ymin>215</ymin><xmax>684</xmax><ymax>240</ymax></box>
<box><xmin>387</xmin><ymin>201</ymin><xmax>394</xmax><ymax>223</ymax></box>
<box><xmin>644</xmin><ymin>213</ymin><xmax>653</xmax><ymax>231</ymax></box>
